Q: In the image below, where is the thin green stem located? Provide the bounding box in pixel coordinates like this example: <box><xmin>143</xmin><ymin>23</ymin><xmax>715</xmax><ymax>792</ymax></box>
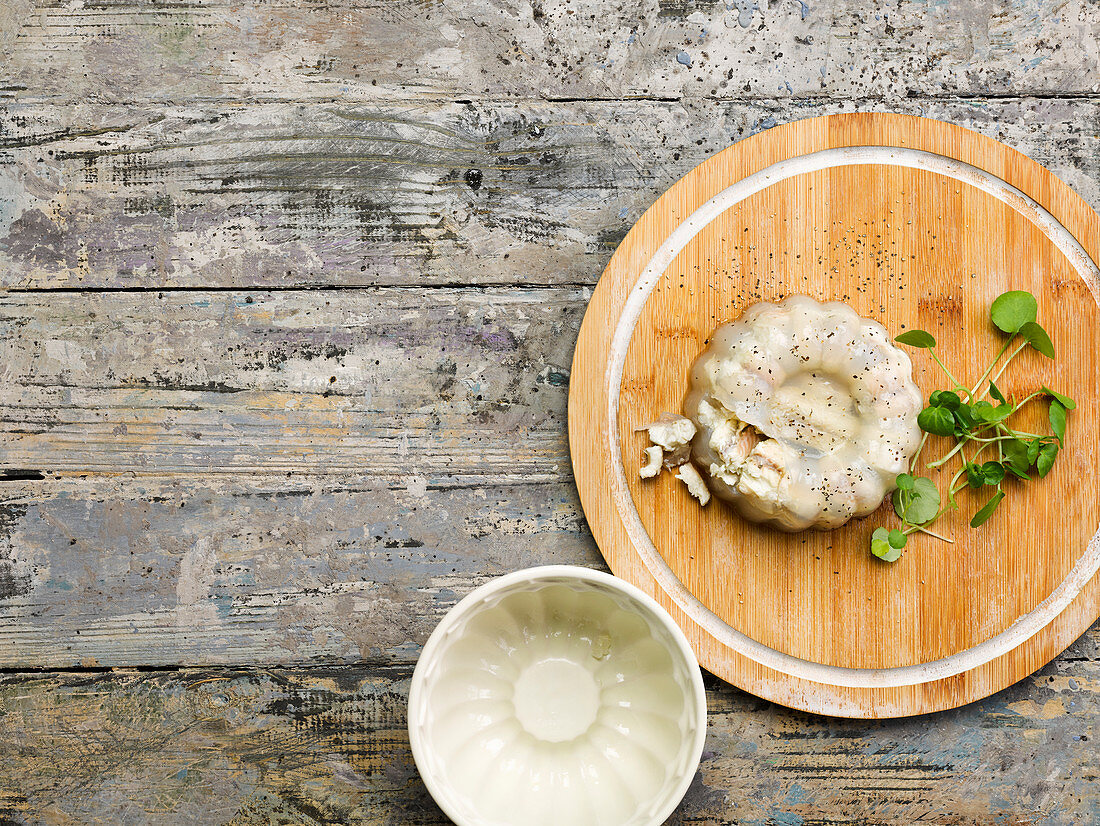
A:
<box><xmin>966</xmin><ymin>433</ymin><xmax>1046</xmax><ymax>444</ymax></box>
<box><xmin>997</xmin><ymin>438</ymin><xmax>1004</xmax><ymax>491</ymax></box>
<box><xmin>902</xmin><ymin>521</ymin><xmax>956</xmax><ymax>542</ymax></box>
<box><xmin>909</xmin><ymin>432</ymin><xmax>929</xmax><ymax>472</ymax></box>
<box><xmin>913</xmin><ymin>524</ymin><xmax>955</xmax><ymax>543</ymax></box>
<box><xmin>969</xmin><ymin>338</ymin><xmax>1014</xmax><ymax>400</ymax></box>
<box><xmin>952</xmin><ymin>443</ymin><xmax>970</xmax><ymax>498</ymax></box>
<box><xmin>929</xmin><ymin>347</ymin><xmax>966</xmax><ymax>393</ymax></box>
<box><xmin>994</xmin><ymin>422</ymin><xmax>1043</xmax><ymax>440</ymax></box>
<box><xmin>1016</xmin><ymin>391</ymin><xmax>1043</xmax><ymax>408</ymax></box>
<box><xmin>927</xmin><ymin>439</ymin><xmax>967</xmax><ymax>469</ymax></box>
<box><xmin>988</xmin><ymin>340</ymin><xmax>1029</xmax><ymax>390</ymax></box>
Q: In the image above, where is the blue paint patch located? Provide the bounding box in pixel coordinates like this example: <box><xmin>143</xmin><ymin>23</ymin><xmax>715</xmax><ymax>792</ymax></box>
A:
<box><xmin>390</xmin><ymin>640</ymin><xmax>423</xmax><ymax>659</ymax></box>
<box><xmin>627</xmin><ymin>33</ymin><xmax>635</xmax><ymax>44</ymax></box>
<box><xmin>213</xmin><ymin>594</ymin><xmax>233</xmax><ymax>619</ymax></box>
<box><xmin>175</xmin><ymin>768</ymin><xmax>188</xmax><ymax>780</ymax></box>
<box><xmin>785</xmin><ymin>783</ymin><xmax>807</xmax><ymax>804</ymax></box>
<box><xmin>618</xmin><ymin>206</ymin><xmax>629</xmax><ymax>219</ymax></box>
<box><xmin>47</xmin><ymin>579</ymin><xmax>73</xmax><ymax>591</ymax></box>
<box><xmin>772</xmin><ymin>812</ymin><xmax>804</xmax><ymax>826</ymax></box>
<box><xmin>733</xmin><ymin>0</ymin><xmax>760</xmax><ymax>27</ymax></box>
<box><xmin>754</xmin><ymin>116</ymin><xmax>778</xmax><ymax>133</ymax></box>
<box><xmin>792</xmin><ymin>0</ymin><xmax>810</xmax><ymax>19</ymax></box>
<box><xmin>677</xmin><ymin>51</ymin><xmax>692</xmax><ymax>67</ymax></box>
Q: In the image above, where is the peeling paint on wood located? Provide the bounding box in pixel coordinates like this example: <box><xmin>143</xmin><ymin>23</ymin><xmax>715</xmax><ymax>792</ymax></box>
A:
<box><xmin>0</xmin><ymin>288</ymin><xmax>581</xmax><ymax>477</ymax></box>
<box><xmin>0</xmin><ymin>99</ymin><xmax>1098</xmax><ymax>289</ymax></box>
<box><xmin>1</xmin><ymin>0</ymin><xmax>1098</xmax><ymax>103</ymax></box>
<box><xmin>3</xmin><ymin>0</ymin><xmax>1100</xmax><ymax>820</ymax></box>
<box><xmin>0</xmin><ymin>657</ymin><xmax>1099</xmax><ymax>825</ymax></box>
<box><xmin>0</xmin><ymin>476</ymin><xmax>598</xmax><ymax>668</ymax></box>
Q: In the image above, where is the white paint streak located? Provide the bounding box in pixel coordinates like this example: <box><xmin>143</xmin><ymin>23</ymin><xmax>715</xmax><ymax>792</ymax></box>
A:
<box><xmin>177</xmin><ymin>538</ymin><xmax>216</xmax><ymax>607</ymax></box>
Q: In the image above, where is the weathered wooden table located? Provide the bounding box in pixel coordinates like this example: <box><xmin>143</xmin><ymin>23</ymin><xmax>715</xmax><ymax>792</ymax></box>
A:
<box><xmin>1</xmin><ymin>1</ymin><xmax>1098</xmax><ymax>823</ymax></box>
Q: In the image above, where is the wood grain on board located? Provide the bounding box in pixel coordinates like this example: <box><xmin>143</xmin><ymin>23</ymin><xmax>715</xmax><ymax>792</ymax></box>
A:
<box><xmin>570</xmin><ymin>112</ymin><xmax>1100</xmax><ymax>717</ymax></box>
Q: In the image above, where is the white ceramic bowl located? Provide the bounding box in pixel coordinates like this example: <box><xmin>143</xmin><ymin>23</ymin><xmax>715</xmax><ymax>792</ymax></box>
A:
<box><xmin>408</xmin><ymin>565</ymin><xmax>708</xmax><ymax>826</ymax></box>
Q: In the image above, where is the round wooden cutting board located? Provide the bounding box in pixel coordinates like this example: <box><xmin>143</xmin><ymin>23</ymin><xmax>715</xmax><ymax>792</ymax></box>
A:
<box><xmin>568</xmin><ymin>113</ymin><xmax>1100</xmax><ymax>718</ymax></box>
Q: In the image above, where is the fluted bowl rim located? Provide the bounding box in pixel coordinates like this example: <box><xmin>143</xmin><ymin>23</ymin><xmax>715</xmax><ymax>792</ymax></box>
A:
<box><xmin>408</xmin><ymin>565</ymin><xmax>708</xmax><ymax>826</ymax></box>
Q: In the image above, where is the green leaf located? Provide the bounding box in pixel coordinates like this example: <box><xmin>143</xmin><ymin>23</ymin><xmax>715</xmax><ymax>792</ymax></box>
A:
<box><xmin>970</xmin><ymin>490</ymin><xmax>1006</xmax><ymax>527</ymax></box>
<box><xmin>895</xmin><ymin>330</ymin><xmax>937</xmax><ymax>348</ymax></box>
<box><xmin>1041</xmin><ymin>386</ymin><xmax>1076</xmax><ymax>410</ymax></box>
<box><xmin>892</xmin><ymin>489</ymin><xmax>905</xmax><ymax>520</ymax></box>
<box><xmin>980</xmin><ymin>461</ymin><xmax>1006</xmax><ymax>485</ymax></box>
<box><xmin>918</xmin><ymin>405</ymin><xmax>956</xmax><ymax>437</ymax></box>
<box><xmin>970</xmin><ymin>400</ymin><xmax>1012</xmax><ymax>424</ymax></box>
<box><xmin>1036</xmin><ymin>442</ymin><xmax>1059</xmax><ymax>478</ymax></box>
<box><xmin>895</xmin><ymin>473</ymin><xmax>915</xmax><ymax>491</ymax></box>
<box><xmin>1026</xmin><ymin>439</ymin><xmax>1041</xmax><ymax>465</ymax></box>
<box><xmin>966</xmin><ymin>462</ymin><xmax>984</xmax><ymax>489</ymax></box>
<box><xmin>888</xmin><ymin>529</ymin><xmax>907</xmax><ymax>549</ymax></box>
<box><xmin>1003</xmin><ymin>439</ymin><xmax>1032</xmax><ymax>476</ymax></box>
<box><xmin>1049</xmin><ymin>402</ymin><xmax>1068</xmax><ymax>443</ymax></box>
<box><xmin>1002</xmin><ymin>438</ymin><xmax>1028</xmax><ymax>467</ymax></box>
<box><xmin>871</xmin><ymin>527</ymin><xmax>903</xmax><ymax>562</ymax></box>
<box><xmin>929</xmin><ymin>390</ymin><xmax>961</xmax><ymax>410</ymax></box>
<box><xmin>967</xmin><ymin>460</ymin><xmax>1007</xmax><ymax>487</ymax></box>
<box><xmin>990</xmin><ymin>290</ymin><xmax>1038</xmax><ymax>334</ymax></box>
<box><xmin>952</xmin><ymin>403</ymin><xmax>976</xmax><ymax>432</ymax></box>
<box><xmin>1049</xmin><ymin>400</ymin><xmax>1067</xmax><ymax>443</ymax></box>
<box><xmin>989</xmin><ymin>381</ymin><xmax>1006</xmax><ymax>404</ymax></box>
<box><xmin>893</xmin><ymin>476</ymin><xmax>941</xmax><ymax>525</ymax></box>
<box><xmin>1019</xmin><ymin>321</ymin><xmax>1055</xmax><ymax>359</ymax></box>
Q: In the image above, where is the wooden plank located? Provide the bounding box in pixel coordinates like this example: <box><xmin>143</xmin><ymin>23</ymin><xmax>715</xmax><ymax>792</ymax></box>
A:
<box><xmin>0</xmin><ymin>654</ymin><xmax>1098</xmax><ymax>824</ymax></box>
<box><xmin>2</xmin><ymin>0</ymin><xmax>1098</xmax><ymax>104</ymax></box>
<box><xmin>1</xmin><ymin>99</ymin><xmax>1098</xmax><ymax>289</ymax></box>
<box><xmin>0</xmin><ymin>287</ymin><xmax>594</xmax><ymax>667</ymax></box>
<box><xmin>0</xmin><ymin>287</ymin><xmax>580</xmax><ymax>477</ymax></box>
<box><xmin>0</xmin><ymin>476</ymin><xmax>599</xmax><ymax>668</ymax></box>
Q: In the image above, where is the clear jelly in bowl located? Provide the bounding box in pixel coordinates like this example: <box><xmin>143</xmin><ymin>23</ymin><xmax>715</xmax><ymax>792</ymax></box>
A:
<box><xmin>408</xmin><ymin>566</ymin><xmax>707</xmax><ymax>826</ymax></box>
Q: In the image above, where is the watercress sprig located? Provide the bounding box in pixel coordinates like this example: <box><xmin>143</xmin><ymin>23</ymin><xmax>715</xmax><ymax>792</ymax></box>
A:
<box><xmin>870</xmin><ymin>290</ymin><xmax>1073</xmax><ymax>562</ymax></box>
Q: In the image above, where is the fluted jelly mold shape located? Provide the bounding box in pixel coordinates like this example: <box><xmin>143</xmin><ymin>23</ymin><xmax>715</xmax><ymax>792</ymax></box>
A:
<box><xmin>409</xmin><ymin>566</ymin><xmax>708</xmax><ymax>826</ymax></box>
